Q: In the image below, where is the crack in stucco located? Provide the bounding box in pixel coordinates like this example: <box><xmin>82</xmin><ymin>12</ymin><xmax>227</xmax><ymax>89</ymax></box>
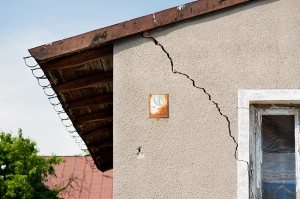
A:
<box><xmin>142</xmin><ymin>33</ymin><xmax>249</xmax><ymax>167</ymax></box>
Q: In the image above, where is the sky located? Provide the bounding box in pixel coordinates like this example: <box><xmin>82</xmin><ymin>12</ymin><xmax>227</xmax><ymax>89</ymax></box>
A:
<box><xmin>0</xmin><ymin>0</ymin><xmax>188</xmax><ymax>155</ymax></box>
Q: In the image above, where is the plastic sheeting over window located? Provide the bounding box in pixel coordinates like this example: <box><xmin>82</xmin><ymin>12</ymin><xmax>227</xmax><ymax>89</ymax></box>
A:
<box><xmin>261</xmin><ymin>115</ymin><xmax>296</xmax><ymax>199</ymax></box>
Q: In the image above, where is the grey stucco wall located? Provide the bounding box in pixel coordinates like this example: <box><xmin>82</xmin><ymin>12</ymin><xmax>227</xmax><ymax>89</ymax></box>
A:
<box><xmin>113</xmin><ymin>0</ymin><xmax>300</xmax><ymax>198</ymax></box>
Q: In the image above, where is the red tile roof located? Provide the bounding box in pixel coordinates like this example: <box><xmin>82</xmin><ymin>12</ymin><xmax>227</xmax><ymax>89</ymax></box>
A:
<box><xmin>45</xmin><ymin>156</ymin><xmax>113</xmax><ymax>199</ymax></box>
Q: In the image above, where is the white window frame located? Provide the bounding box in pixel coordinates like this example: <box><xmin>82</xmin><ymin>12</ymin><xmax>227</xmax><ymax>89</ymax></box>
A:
<box><xmin>250</xmin><ymin>108</ymin><xmax>299</xmax><ymax>198</ymax></box>
<box><xmin>238</xmin><ymin>90</ymin><xmax>300</xmax><ymax>199</ymax></box>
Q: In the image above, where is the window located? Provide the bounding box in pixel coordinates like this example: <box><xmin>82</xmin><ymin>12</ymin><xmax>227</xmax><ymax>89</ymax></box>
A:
<box><xmin>250</xmin><ymin>108</ymin><xmax>299</xmax><ymax>198</ymax></box>
<box><xmin>237</xmin><ymin>90</ymin><xmax>300</xmax><ymax>199</ymax></box>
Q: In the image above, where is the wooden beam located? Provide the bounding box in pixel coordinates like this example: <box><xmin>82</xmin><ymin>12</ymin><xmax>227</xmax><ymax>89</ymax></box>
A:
<box><xmin>87</xmin><ymin>140</ymin><xmax>113</xmax><ymax>149</ymax></box>
<box><xmin>84</xmin><ymin>134</ymin><xmax>113</xmax><ymax>146</ymax></box>
<box><xmin>67</xmin><ymin>93</ymin><xmax>113</xmax><ymax>109</ymax></box>
<box><xmin>42</xmin><ymin>45</ymin><xmax>113</xmax><ymax>71</ymax></box>
<box><xmin>29</xmin><ymin>0</ymin><xmax>250</xmax><ymax>61</ymax></box>
<box><xmin>56</xmin><ymin>70</ymin><xmax>112</xmax><ymax>92</ymax></box>
<box><xmin>91</xmin><ymin>147</ymin><xmax>113</xmax><ymax>157</ymax></box>
<box><xmin>89</xmin><ymin>146</ymin><xmax>113</xmax><ymax>158</ymax></box>
<box><xmin>94</xmin><ymin>161</ymin><xmax>113</xmax><ymax>172</ymax></box>
<box><xmin>82</xmin><ymin>126</ymin><xmax>113</xmax><ymax>137</ymax></box>
<box><xmin>73</xmin><ymin>109</ymin><xmax>112</xmax><ymax>124</ymax></box>
<box><xmin>82</xmin><ymin>126</ymin><xmax>113</xmax><ymax>145</ymax></box>
<box><xmin>90</xmin><ymin>147</ymin><xmax>113</xmax><ymax>171</ymax></box>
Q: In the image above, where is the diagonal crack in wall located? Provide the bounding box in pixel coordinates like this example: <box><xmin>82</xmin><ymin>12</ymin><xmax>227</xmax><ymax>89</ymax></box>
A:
<box><xmin>142</xmin><ymin>32</ymin><xmax>248</xmax><ymax>167</ymax></box>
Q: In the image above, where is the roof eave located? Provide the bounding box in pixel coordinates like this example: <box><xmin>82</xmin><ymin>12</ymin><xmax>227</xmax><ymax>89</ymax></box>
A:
<box><xmin>28</xmin><ymin>0</ymin><xmax>251</xmax><ymax>62</ymax></box>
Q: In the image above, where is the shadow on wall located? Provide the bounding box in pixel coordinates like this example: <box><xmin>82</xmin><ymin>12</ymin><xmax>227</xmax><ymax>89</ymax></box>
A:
<box><xmin>103</xmin><ymin>175</ymin><xmax>113</xmax><ymax>179</ymax></box>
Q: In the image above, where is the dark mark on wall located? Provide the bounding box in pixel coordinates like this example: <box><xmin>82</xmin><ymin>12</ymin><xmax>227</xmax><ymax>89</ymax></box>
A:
<box><xmin>142</xmin><ymin>32</ymin><xmax>249</xmax><ymax>168</ymax></box>
<box><xmin>135</xmin><ymin>146</ymin><xmax>144</xmax><ymax>159</ymax></box>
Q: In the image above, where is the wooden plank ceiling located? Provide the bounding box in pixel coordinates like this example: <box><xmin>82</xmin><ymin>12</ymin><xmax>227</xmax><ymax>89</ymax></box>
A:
<box><xmin>40</xmin><ymin>45</ymin><xmax>113</xmax><ymax>172</ymax></box>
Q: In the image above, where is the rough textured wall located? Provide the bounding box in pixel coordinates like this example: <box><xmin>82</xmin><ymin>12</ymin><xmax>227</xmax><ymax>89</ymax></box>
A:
<box><xmin>113</xmin><ymin>0</ymin><xmax>300</xmax><ymax>198</ymax></box>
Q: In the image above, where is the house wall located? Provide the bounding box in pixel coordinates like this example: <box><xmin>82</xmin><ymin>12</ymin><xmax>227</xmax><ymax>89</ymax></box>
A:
<box><xmin>113</xmin><ymin>0</ymin><xmax>300</xmax><ymax>198</ymax></box>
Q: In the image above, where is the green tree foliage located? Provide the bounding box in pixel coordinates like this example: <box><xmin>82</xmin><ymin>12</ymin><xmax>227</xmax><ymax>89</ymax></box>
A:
<box><xmin>0</xmin><ymin>129</ymin><xmax>65</xmax><ymax>199</ymax></box>
<box><xmin>74</xmin><ymin>149</ymin><xmax>91</xmax><ymax>156</ymax></box>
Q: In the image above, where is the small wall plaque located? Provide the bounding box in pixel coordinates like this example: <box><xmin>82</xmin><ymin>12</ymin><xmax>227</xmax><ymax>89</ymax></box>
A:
<box><xmin>149</xmin><ymin>94</ymin><xmax>169</xmax><ymax>118</ymax></box>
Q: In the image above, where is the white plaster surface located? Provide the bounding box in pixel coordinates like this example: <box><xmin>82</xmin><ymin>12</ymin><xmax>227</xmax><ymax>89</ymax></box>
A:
<box><xmin>113</xmin><ymin>0</ymin><xmax>300</xmax><ymax>198</ymax></box>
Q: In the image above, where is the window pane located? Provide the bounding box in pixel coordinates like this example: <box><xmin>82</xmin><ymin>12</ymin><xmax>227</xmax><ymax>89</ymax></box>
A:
<box><xmin>261</xmin><ymin>115</ymin><xmax>295</xmax><ymax>199</ymax></box>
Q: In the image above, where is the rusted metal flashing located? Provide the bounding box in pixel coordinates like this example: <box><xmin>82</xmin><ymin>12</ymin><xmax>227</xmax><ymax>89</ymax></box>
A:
<box><xmin>28</xmin><ymin>0</ymin><xmax>250</xmax><ymax>62</ymax></box>
<box><xmin>149</xmin><ymin>94</ymin><xmax>169</xmax><ymax>118</ymax></box>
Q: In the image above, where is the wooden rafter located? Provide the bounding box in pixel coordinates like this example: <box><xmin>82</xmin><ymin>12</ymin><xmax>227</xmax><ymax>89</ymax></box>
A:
<box><xmin>67</xmin><ymin>93</ymin><xmax>113</xmax><ymax>109</ymax></box>
<box><xmin>85</xmin><ymin>135</ymin><xmax>113</xmax><ymax>146</ymax></box>
<box><xmin>42</xmin><ymin>45</ymin><xmax>113</xmax><ymax>71</ymax></box>
<box><xmin>92</xmin><ymin>148</ymin><xmax>113</xmax><ymax>157</ymax></box>
<box><xmin>94</xmin><ymin>160</ymin><xmax>113</xmax><ymax>171</ymax></box>
<box><xmin>74</xmin><ymin>109</ymin><xmax>113</xmax><ymax>124</ymax></box>
<box><xmin>83</xmin><ymin>126</ymin><xmax>113</xmax><ymax>137</ymax></box>
<box><xmin>89</xmin><ymin>146</ymin><xmax>113</xmax><ymax>157</ymax></box>
<box><xmin>56</xmin><ymin>70</ymin><xmax>113</xmax><ymax>92</ymax></box>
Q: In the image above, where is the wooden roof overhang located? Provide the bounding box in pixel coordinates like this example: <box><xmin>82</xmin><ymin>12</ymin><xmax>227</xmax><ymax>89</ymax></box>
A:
<box><xmin>28</xmin><ymin>0</ymin><xmax>250</xmax><ymax>172</ymax></box>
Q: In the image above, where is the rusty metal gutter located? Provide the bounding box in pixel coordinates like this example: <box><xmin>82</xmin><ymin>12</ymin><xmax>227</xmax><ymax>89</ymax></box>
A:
<box><xmin>28</xmin><ymin>0</ymin><xmax>251</xmax><ymax>62</ymax></box>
